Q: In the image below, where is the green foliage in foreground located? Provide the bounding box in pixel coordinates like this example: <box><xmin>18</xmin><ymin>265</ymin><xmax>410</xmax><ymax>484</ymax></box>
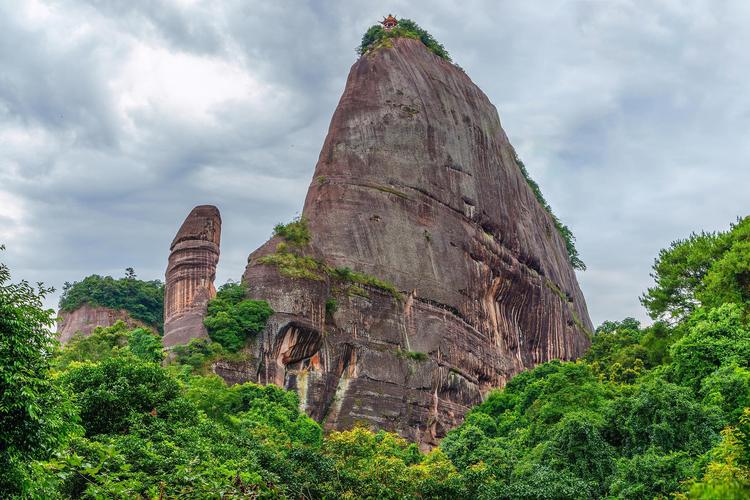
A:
<box><xmin>358</xmin><ymin>18</ymin><xmax>451</xmax><ymax>61</ymax></box>
<box><xmin>515</xmin><ymin>154</ymin><xmax>586</xmax><ymax>270</ymax></box>
<box><xmin>203</xmin><ymin>282</ymin><xmax>273</xmax><ymax>352</ymax></box>
<box><xmin>58</xmin><ymin>270</ymin><xmax>164</xmax><ymax>330</ymax></box>
<box><xmin>54</xmin><ymin>321</ymin><xmax>163</xmax><ymax>369</ymax></box>
<box><xmin>0</xmin><ymin>246</ymin><xmax>77</xmax><ymax>495</ymax></box>
<box><xmin>5</xmin><ymin>214</ymin><xmax>750</xmax><ymax>498</ymax></box>
<box><xmin>441</xmin><ymin>223</ymin><xmax>750</xmax><ymax>498</ymax></box>
<box><xmin>18</xmin><ymin>324</ymin><xmax>465</xmax><ymax>498</ymax></box>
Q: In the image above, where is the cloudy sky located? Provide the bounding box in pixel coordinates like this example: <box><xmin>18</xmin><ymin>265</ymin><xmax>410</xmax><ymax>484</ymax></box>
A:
<box><xmin>2</xmin><ymin>0</ymin><xmax>748</xmax><ymax>326</ymax></box>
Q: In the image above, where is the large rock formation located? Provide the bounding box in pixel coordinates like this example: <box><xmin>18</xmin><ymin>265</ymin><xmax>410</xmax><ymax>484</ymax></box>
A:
<box><xmin>163</xmin><ymin>205</ymin><xmax>221</xmax><ymax>347</ymax></box>
<box><xmin>57</xmin><ymin>305</ymin><xmax>146</xmax><ymax>344</ymax></box>
<box><xmin>231</xmin><ymin>38</ymin><xmax>591</xmax><ymax>446</ymax></box>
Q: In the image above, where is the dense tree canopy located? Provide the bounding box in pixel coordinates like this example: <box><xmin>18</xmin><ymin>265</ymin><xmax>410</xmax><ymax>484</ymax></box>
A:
<box><xmin>641</xmin><ymin>216</ymin><xmax>749</xmax><ymax>321</ymax></box>
<box><xmin>59</xmin><ymin>271</ymin><xmax>164</xmax><ymax>330</ymax></box>
<box><xmin>440</xmin><ymin>215</ymin><xmax>750</xmax><ymax>497</ymax></box>
<box><xmin>203</xmin><ymin>282</ymin><xmax>273</xmax><ymax>352</ymax></box>
<box><xmin>4</xmin><ymin>213</ymin><xmax>750</xmax><ymax>497</ymax></box>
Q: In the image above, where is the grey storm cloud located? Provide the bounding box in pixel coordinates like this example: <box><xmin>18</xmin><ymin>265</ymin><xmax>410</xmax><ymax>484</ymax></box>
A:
<box><xmin>1</xmin><ymin>0</ymin><xmax>749</xmax><ymax>326</ymax></box>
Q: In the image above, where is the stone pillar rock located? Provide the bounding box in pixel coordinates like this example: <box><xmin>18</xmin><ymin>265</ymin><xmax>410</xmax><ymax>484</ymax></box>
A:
<box><xmin>163</xmin><ymin>205</ymin><xmax>221</xmax><ymax>347</ymax></box>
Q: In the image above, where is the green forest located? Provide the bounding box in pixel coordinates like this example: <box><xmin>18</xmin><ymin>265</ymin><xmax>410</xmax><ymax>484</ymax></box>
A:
<box><xmin>59</xmin><ymin>271</ymin><xmax>164</xmax><ymax>331</ymax></box>
<box><xmin>2</xmin><ymin>216</ymin><xmax>749</xmax><ymax>498</ymax></box>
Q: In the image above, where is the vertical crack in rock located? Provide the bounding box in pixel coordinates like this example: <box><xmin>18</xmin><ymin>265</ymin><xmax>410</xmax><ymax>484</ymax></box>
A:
<box><xmin>163</xmin><ymin>205</ymin><xmax>221</xmax><ymax>347</ymax></box>
<box><xmin>234</xmin><ymin>38</ymin><xmax>592</xmax><ymax>447</ymax></box>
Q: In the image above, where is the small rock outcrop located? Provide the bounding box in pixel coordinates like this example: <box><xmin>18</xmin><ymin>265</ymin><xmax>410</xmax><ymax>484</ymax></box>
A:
<box><xmin>163</xmin><ymin>205</ymin><xmax>221</xmax><ymax>347</ymax></box>
<box><xmin>57</xmin><ymin>305</ymin><xmax>145</xmax><ymax>344</ymax></box>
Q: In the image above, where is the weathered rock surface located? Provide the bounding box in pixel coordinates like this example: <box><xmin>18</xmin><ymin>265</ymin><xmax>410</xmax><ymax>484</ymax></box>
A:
<box><xmin>163</xmin><ymin>205</ymin><xmax>221</xmax><ymax>347</ymax></box>
<box><xmin>236</xmin><ymin>38</ymin><xmax>592</xmax><ymax>447</ymax></box>
<box><xmin>57</xmin><ymin>304</ymin><xmax>146</xmax><ymax>344</ymax></box>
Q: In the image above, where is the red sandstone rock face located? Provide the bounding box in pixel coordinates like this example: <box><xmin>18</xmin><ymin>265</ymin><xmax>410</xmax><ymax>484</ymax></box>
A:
<box><xmin>237</xmin><ymin>38</ymin><xmax>592</xmax><ymax>447</ymax></box>
<box><xmin>57</xmin><ymin>304</ymin><xmax>146</xmax><ymax>344</ymax></box>
<box><xmin>163</xmin><ymin>205</ymin><xmax>221</xmax><ymax>347</ymax></box>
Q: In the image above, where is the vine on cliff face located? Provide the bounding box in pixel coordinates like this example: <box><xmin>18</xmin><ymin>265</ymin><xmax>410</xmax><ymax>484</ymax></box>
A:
<box><xmin>514</xmin><ymin>154</ymin><xmax>586</xmax><ymax>271</ymax></box>
<box><xmin>358</xmin><ymin>18</ymin><xmax>451</xmax><ymax>61</ymax></box>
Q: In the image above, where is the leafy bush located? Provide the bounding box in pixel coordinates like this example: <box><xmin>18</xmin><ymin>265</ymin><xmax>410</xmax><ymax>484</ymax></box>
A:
<box><xmin>170</xmin><ymin>337</ymin><xmax>228</xmax><ymax>373</ymax></box>
<box><xmin>203</xmin><ymin>282</ymin><xmax>273</xmax><ymax>352</ymax></box>
<box><xmin>323</xmin><ymin>427</ymin><xmax>464</xmax><ymax>498</ymax></box>
<box><xmin>358</xmin><ymin>18</ymin><xmax>451</xmax><ymax>62</ymax></box>
<box><xmin>325</xmin><ymin>298</ymin><xmax>338</xmax><ymax>315</ymax></box>
<box><xmin>398</xmin><ymin>350</ymin><xmax>428</xmax><ymax>362</ymax></box>
<box><xmin>331</xmin><ymin>266</ymin><xmax>400</xmax><ymax>297</ymax></box>
<box><xmin>609</xmin><ymin>449</ymin><xmax>696</xmax><ymax>500</ymax></box>
<box><xmin>257</xmin><ymin>250</ymin><xmax>326</xmax><ymax>281</ymax></box>
<box><xmin>127</xmin><ymin>327</ymin><xmax>165</xmax><ymax>363</ymax></box>
<box><xmin>60</xmin><ymin>355</ymin><xmax>185</xmax><ymax>436</ymax></box>
<box><xmin>669</xmin><ymin>303</ymin><xmax>750</xmax><ymax>390</ymax></box>
<box><xmin>273</xmin><ymin>216</ymin><xmax>311</xmax><ymax>247</ymax></box>
<box><xmin>54</xmin><ymin>321</ymin><xmax>163</xmax><ymax>369</ymax></box>
<box><xmin>59</xmin><ymin>271</ymin><xmax>164</xmax><ymax>330</ymax></box>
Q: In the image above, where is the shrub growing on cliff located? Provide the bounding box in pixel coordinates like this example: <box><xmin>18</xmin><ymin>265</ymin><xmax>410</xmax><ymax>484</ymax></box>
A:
<box><xmin>204</xmin><ymin>282</ymin><xmax>273</xmax><ymax>352</ymax></box>
<box><xmin>514</xmin><ymin>154</ymin><xmax>586</xmax><ymax>270</ymax></box>
<box><xmin>59</xmin><ymin>271</ymin><xmax>165</xmax><ymax>330</ymax></box>
<box><xmin>358</xmin><ymin>17</ymin><xmax>451</xmax><ymax>62</ymax></box>
<box><xmin>273</xmin><ymin>216</ymin><xmax>311</xmax><ymax>246</ymax></box>
<box><xmin>332</xmin><ymin>266</ymin><xmax>400</xmax><ymax>297</ymax></box>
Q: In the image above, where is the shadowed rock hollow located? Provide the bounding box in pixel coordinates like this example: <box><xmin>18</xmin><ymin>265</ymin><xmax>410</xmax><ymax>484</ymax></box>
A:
<box><xmin>231</xmin><ymin>37</ymin><xmax>591</xmax><ymax>447</ymax></box>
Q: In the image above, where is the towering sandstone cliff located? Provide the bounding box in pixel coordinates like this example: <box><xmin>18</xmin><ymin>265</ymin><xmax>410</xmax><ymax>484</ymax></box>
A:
<box><xmin>224</xmin><ymin>37</ymin><xmax>592</xmax><ymax>446</ymax></box>
<box><xmin>163</xmin><ymin>205</ymin><xmax>221</xmax><ymax>347</ymax></box>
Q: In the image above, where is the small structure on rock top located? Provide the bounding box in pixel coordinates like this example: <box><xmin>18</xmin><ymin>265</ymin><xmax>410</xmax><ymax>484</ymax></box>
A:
<box><xmin>163</xmin><ymin>205</ymin><xmax>221</xmax><ymax>347</ymax></box>
<box><xmin>381</xmin><ymin>14</ymin><xmax>398</xmax><ymax>30</ymax></box>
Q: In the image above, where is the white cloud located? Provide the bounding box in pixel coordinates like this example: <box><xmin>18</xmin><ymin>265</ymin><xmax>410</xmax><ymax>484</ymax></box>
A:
<box><xmin>114</xmin><ymin>42</ymin><xmax>269</xmax><ymax>125</ymax></box>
